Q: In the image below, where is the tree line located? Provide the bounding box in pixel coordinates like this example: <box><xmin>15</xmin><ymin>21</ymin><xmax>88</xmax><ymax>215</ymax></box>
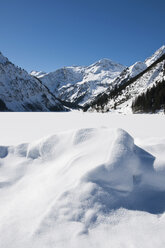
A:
<box><xmin>132</xmin><ymin>79</ymin><xmax>165</xmax><ymax>113</ymax></box>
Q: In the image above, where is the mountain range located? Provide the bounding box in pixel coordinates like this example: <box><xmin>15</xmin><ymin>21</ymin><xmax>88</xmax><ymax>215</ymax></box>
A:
<box><xmin>0</xmin><ymin>45</ymin><xmax>165</xmax><ymax>112</ymax></box>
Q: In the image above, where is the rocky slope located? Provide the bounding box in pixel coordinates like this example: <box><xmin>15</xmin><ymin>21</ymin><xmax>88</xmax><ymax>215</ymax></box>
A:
<box><xmin>0</xmin><ymin>52</ymin><xmax>67</xmax><ymax>111</ymax></box>
<box><xmin>31</xmin><ymin>59</ymin><xmax>125</xmax><ymax>107</ymax></box>
<box><xmin>84</xmin><ymin>45</ymin><xmax>165</xmax><ymax>113</ymax></box>
<box><xmin>1</xmin><ymin>45</ymin><xmax>164</xmax><ymax>113</ymax></box>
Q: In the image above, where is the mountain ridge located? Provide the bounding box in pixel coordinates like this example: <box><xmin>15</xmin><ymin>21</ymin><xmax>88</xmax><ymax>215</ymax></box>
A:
<box><xmin>84</xmin><ymin>46</ymin><xmax>165</xmax><ymax>113</ymax></box>
<box><xmin>0</xmin><ymin>52</ymin><xmax>67</xmax><ymax>112</ymax></box>
<box><xmin>31</xmin><ymin>58</ymin><xmax>125</xmax><ymax>107</ymax></box>
<box><xmin>0</xmin><ymin>45</ymin><xmax>165</xmax><ymax>112</ymax></box>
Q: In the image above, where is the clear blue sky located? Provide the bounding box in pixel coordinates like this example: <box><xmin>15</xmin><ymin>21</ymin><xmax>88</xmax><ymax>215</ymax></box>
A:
<box><xmin>0</xmin><ymin>0</ymin><xmax>164</xmax><ymax>72</ymax></box>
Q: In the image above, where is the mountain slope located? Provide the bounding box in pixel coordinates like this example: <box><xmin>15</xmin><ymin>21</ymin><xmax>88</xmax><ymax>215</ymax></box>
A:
<box><xmin>145</xmin><ymin>45</ymin><xmax>165</xmax><ymax>66</ymax></box>
<box><xmin>31</xmin><ymin>59</ymin><xmax>125</xmax><ymax>106</ymax></box>
<box><xmin>85</xmin><ymin>46</ymin><xmax>165</xmax><ymax>113</ymax></box>
<box><xmin>132</xmin><ymin>78</ymin><xmax>165</xmax><ymax>113</ymax></box>
<box><xmin>0</xmin><ymin>52</ymin><xmax>67</xmax><ymax>112</ymax></box>
<box><xmin>1</xmin><ymin>46</ymin><xmax>165</xmax><ymax>113</ymax></box>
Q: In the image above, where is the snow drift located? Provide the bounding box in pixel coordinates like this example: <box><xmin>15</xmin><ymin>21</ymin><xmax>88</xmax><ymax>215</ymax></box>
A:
<box><xmin>0</xmin><ymin>127</ymin><xmax>165</xmax><ymax>248</ymax></box>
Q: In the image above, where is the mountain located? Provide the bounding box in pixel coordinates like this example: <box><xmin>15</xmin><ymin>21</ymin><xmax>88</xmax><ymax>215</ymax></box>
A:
<box><xmin>132</xmin><ymin>79</ymin><xmax>165</xmax><ymax>113</ymax></box>
<box><xmin>84</xmin><ymin>45</ymin><xmax>165</xmax><ymax>113</ymax></box>
<box><xmin>145</xmin><ymin>45</ymin><xmax>165</xmax><ymax>66</ymax></box>
<box><xmin>1</xmin><ymin>46</ymin><xmax>164</xmax><ymax>113</ymax></box>
<box><xmin>31</xmin><ymin>59</ymin><xmax>125</xmax><ymax>107</ymax></box>
<box><xmin>0</xmin><ymin>52</ymin><xmax>67</xmax><ymax>112</ymax></box>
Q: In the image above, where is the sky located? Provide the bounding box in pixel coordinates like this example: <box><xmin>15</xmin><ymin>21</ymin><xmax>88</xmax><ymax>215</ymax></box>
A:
<box><xmin>0</xmin><ymin>0</ymin><xmax>164</xmax><ymax>72</ymax></box>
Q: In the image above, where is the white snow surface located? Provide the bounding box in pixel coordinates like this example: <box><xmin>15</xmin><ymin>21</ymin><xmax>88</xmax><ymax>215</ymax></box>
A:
<box><xmin>0</xmin><ymin>113</ymin><xmax>165</xmax><ymax>248</ymax></box>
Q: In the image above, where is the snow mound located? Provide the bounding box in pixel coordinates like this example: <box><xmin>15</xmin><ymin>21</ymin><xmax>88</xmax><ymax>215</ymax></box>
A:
<box><xmin>84</xmin><ymin>129</ymin><xmax>154</xmax><ymax>191</ymax></box>
<box><xmin>0</xmin><ymin>146</ymin><xmax>8</xmax><ymax>158</ymax></box>
<box><xmin>27</xmin><ymin>135</ymin><xmax>59</xmax><ymax>160</ymax></box>
<box><xmin>0</xmin><ymin>127</ymin><xmax>165</xmax><ymax>247</ymax></box>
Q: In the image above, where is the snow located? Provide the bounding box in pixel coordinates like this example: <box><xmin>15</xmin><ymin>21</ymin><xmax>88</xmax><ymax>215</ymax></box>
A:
<box><xmin>1</xmin><ymin>45</ymin><xmax>164</xmax><ymax>113</ymax></box>
<box><xmin>145</xmin><ymin>45</ymin><xmax>165</xmax><ymax>66</ymax></box>
<box><xmin>32</xmin><ymin>59</ymin><xmax>125</xmax><ymax>106</ymax></box>
<box><xmin>87</xmin><ymin>45</ymin><xmax>165</xmax><ymax>113</ymax></box>
<box><xmin>31</xmin><ymin>70</ymin><xmax>47</xmax><ymax>77</ymax></box>
<box><xmin>129</xmin><ymin>61</ymin><xmax>147</xmax><ymax>77</ymax></box>
<box><xmin>30</xmin><ymin>45</ymin><xmax>165</xmax><ymax>110</ymax></box>
<box><xmin>0</xmin><ymin>51</ymin><xmax>66</xmax><ymax>112</ymax></box>
<box><xmin>0</xmin><ymin>112</ymin><xmax>165</xmax><ymax>248</ymax></box>
<box><xmin>1</xmin><ymin>112</ymin><xmax>165</xmax><ymax>145</ymax></box>
<box><xmin>97</xmin><ymin>59</ymin><xmax>164</xmax><ymax>114</ymax></box>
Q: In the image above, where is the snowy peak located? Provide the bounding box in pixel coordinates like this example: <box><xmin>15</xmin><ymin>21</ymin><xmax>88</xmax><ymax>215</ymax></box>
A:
<box><xmin>30</xmin><ymin>70</ymin><xmax>47</xmax><ymax>78</ymax></box>
<box><xmin>1</xmin><ymin>45</ymin><xmax>165</xmax><ymax>112</ymax></box>
<box><xmin>90</xmin><ymin>58</ymin><xmax>125</xmax><ymax>70</ymax></box>
<box><xmin>32</xmin><ymin>59</ymin><xmax>125</xmax><ymax>106</ymax></box>
<box><xmin>87</xmin><ymin>58</ymin><xmax>125</xmax><ymax>74</ymax></box>
<box><xmin>129</xmin><ymin>61</ymin><xmax>147</xmax><ymax>77</ymax></box>
<box><xmin>122</xmin><ymin>45</ymin><xmax>165</xmax><ymax>79</ymax></box>
<box><xmin>86</xmin><ymin>45</ymin><xmax>165</xmax><ymax>113</ymax></box>
<box><xmin>145</xmin><ymin>45</ymin><xmax>165</xmax><ymax>66</ymax></box>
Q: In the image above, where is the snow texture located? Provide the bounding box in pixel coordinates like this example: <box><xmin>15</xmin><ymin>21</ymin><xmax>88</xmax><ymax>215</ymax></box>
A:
<box><xmin>0</xmin><ymin>117</ymin><xmax>165</xmax><ymax>248</ymax></box>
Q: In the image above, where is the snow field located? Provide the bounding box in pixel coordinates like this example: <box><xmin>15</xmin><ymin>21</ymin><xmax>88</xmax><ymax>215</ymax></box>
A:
<box><xmin>0</xmin><ymin>113</ymin><xmax>165</xmax><ymax>248</ymax></box>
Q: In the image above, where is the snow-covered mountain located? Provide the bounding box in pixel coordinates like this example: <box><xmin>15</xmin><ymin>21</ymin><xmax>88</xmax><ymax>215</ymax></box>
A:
<box><xmin>31</xmin><ymin>59</ymin><xmax>125</xmax><ymax>107</ymax></box>
<box><xmin>1</xmin><ymin>45</ymin><xmax>164</xmax><ymax>112</ymax></box>
<box><xmin>145</xmin><ymin>45</ymin><xmax>165</xmax><ymax>66</ymax></box>
<box><xmin>0</xmin><ymin>52</ymin><xmax>66</xmax><ymax>111</ymax></box>
<box><xmin>86</xmin><ymin>45</ymin><xmax>165</xmax><ymax>113</ymax></box>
